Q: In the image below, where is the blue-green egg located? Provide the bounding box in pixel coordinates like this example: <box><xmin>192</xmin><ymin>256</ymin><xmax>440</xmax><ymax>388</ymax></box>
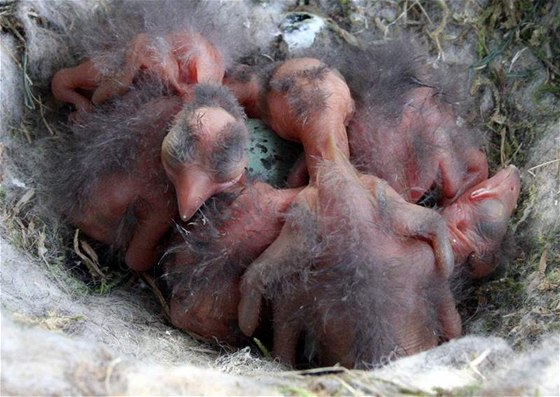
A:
<box><xmin>245</xmin><ymin>119</ymin><xmax>302</xmax><ymax>187</ymax></box>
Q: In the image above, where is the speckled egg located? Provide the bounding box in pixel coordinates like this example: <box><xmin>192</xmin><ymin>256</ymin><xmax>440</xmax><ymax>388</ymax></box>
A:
<box><xmin>245</xmin><ymin>118</ymin><xmax>302</xmax><ymax>187</ymax></box>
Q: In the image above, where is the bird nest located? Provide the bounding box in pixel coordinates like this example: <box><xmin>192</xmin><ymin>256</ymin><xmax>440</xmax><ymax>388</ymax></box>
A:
<box><xmin>1</xmin><ymin>0</ymin><xmax>558</xmax><ymax>395</ymax></box>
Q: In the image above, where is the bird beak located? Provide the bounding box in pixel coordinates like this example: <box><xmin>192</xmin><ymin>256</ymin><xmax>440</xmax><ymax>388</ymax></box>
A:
<box><xmin>469</xmin><ymin>165</ymin><xmax>520</xmax><ymax>207</ymax></box>
<box><xmin>173</xmin><ymin>169</ymin><xmax>217</xmax><ymax>222</ymax></box>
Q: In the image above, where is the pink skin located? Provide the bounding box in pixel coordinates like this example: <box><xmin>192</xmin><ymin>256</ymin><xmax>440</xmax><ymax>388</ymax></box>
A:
<box><xmin>238</xmin><ymin>159</ymin><xmax>460</xmax><ymax>368</ymax></box>
<box><xmin>348</xmin><ymin>88</ymin><xmax>489</xmax><ymax>205</ymax></box>
<box><xmin>226</xmin><ymin>63</ymin><xmax>488</xmax><ymax>205</ymax></box>
<box><xmin>93</xmin><ymin>32</ymin><xmax>225</xmax><ymax>104</ymax></box>
<box><xmin>164</xmin><ymin>182</ymin><xmax>301</xmax><ymax>345</ymax></box>
<box><xmin>226</xmin><ymin>58</ymin><xmax>354</xmax><ymax>178</ymax></box>
<box><xmin>71</xmin><ymin>96</ymin><xmax>182</xmax><ymax>271</ymax></box>
<box><xmin>165</xmin><ymin>157</ymin><xmax>516</xmax><ymax>364</ymax></box>
<box><xmin>443</xmin><ymin>165</ymin><xmax>521</xmax><ymax>278</ymax></box>
<box><xmin>224</xmin><ymin>58</ymin><xmax>458</xmax><ymax>367</ymax></box>
<box><xmin>74</xmin><ymin>172</ymin><xmax>178</xmax><ymax>272</ymax></box>
<box><xmin>171</xmin><ymin>58</ymin><xmax>448</xmax><ymax>360</ymax></box>
<box><xmin>223</xmin><ymin>64</ymin><xmax>262</xmax><ymax>118</ymax></box>
<box><xmin>162</xmin><ymin>160</ymin><xmax>503</xmax><ymax>359</ymax></box>
<box><xmin>59</xmin><ymin>53</ymin><xmax>470</xmax><ymax>364</ymax></box>
<box><xmin>51</xmin><ymin>32</ymin><xmax>224</xmax><ymax>119</ymax></box>
<box><xmin>162</xmin><ymin>106</ymin><xmax>248</xmax><ymax>222</ymax></box>
<box><xmin>163</xmin><ymin>58</ymin><xmax>347</xmax><ymax>223</ymax></box>
<box><xmin>51</xmin><ymin>59</ymin><xmax>101</xmax><ymax>114</ymax></box>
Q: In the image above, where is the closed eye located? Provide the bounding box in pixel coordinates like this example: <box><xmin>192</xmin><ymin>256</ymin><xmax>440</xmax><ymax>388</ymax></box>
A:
<box><xmin>208</xmin><ymin>121</ymin><xmax>248</xmax><ymax>182</ymax></box>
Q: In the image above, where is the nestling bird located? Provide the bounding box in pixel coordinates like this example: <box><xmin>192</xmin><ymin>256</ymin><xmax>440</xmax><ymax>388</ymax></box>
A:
<box><xmin>443</xmin><ymin>165</ymin><xmax>521</xmax><ymax>278</ymax></box>
<box><xmin>237</xmin><ymin>156</ymin><xmax>461</xmax><ymax>368</ymax></box>
<box><xmin>42</xmin><ymin>81</ymin><xmax>183</xmax><ymax>271</ymax></box>
<box><xmin>50</xmin><ymin>0</ymin><xmax>247</xmax><ymax>120</ymax></box>
<box><xmin>332</xmin><ymin>40</ymin><xmax>489</xmax><ymax>205</ymax></box>
<box><xmin>160</xmin><ymin>56</ymin><xmax>353</xmax><ymax>223</ymax></box>
<box><xmin>161</xmin><ymin>84</ymin><xmax>250</xmax><ymax>222</ymax></box>
<box><xmin>51</xmin><ymin>32</ymin><xmax>225</xmax><ymax>116</ymax></box>
<box><xmin>45</xmin><ymin>8</ymin><xmax>519</xmax><ymax>368</ymax></box>
<box><xmin>161</xmin><ymin>181</ymin><xmax>301</xmax><ymax>345</ymax></box>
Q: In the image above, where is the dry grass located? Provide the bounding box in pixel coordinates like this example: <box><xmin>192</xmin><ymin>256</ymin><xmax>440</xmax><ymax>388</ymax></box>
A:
<box><xmin>1</xmin><ymin>0</ymin><xmax>559</xmax><ymax>395</ymax></box>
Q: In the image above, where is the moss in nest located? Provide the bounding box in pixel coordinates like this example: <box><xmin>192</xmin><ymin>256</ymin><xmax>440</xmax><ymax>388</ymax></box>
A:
<box><xmin>469</xmin><ymin>0</ymin><xmax>558</xmax><ymax>81</ymax></box>
<box><xmin>482</xmin><ymin>115</ymin><xmax>544</xmax><ymax>170</ymax></box>
<box><xmin>466</xmin><ymin>226</ymin><xmax>560</xmax><ymax>347</ymax></box>
<box><xmin>458</xmin><ymin>0</ymin><xmax>560</xmax><ymax>180</ymax></box>
<box><xmin>469</xmin><ymin>275</ymin><xmax>526</xmax><ymax>333</ymax></box>
<box><xmin>0</xmin><ymin>188</ymin><xmax>89</xmax><ymax>295</ymax></box>
<box><xmin>1</xmin><ymin>0</ymin><xmax>556</xmax><ymax>380</ymax></box>
<box><xmin>67</xmin><ymin>228</ymin><xmax>134</xmax><ymax>295</ymax></box>
<box><xmin>0</xmin><ymin>163</ymin><xmax>131</xmax><ymax>296</ymax></box>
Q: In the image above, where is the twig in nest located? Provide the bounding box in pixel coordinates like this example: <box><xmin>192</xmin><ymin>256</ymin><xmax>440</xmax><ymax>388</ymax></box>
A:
<box><xmin>500</xmin><ymin>126</ymin><xmax>507</xmax><ymax>166</ymax></box>
<box><xmin>427</xmin><ymin>0</ymin><xmax>449</xmax><ymax>61</ymax></box>
<box><xmin>538</xmin><ymin>248</ymin><xmax>549</xmax><ymax>275</ymax></box>
<box><xmin>139</xmin><ymin>271</ymin><xmax>171</xmax><ymax>322</ymax></box>
<box><xmin>22</xmin><ymin>53</ymin><xmax>39</xmax><ymax>110</ymax></box>
<box><xmin>469</xmin><ymin>348</ymin><xmax>491</xmax><ymax>380</ymax></box>
<box><xmin>13</xmin><ymin>188</ymin><xmax>34</xmax><ymax>215</ymax></box>
<box><xmin>292</xmin><ymin>366</ymin><xmax>347</xmax><ymax>376</ymax></box>
<box><xmin>386</xmin><ymin>1</ymin><xmax>419</xmax><ymax>37</ymax></box>
<box><xmin>73</xmin><ymin>229</ymin><xmax>106</xmax><ymax>280</ymax></box>
<box><xmin>252</xmin><ymin>337</ymin><xmax>271</xmax><ymax>359</ymax></box>
<box><xmin>104</xmin><ymin>357</ymin><xmax>122</xmax><ymax>395</ymax></box>
<box><xmin>527</xmin><ymin>158</ymin><xmax>560</xmax><ymax>177</ymax></box>
<box><xmin>39</xmin><ymin>98</ymin><xmax>55</xmax><ymax>136</ymax></box>
<box><xmin>326</xmin><ymin>18</ymin><xmax>361</xmax><ymax>48</ymax></box>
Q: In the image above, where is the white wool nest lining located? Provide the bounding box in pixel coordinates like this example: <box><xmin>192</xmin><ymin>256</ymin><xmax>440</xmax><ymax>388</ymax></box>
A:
<box><xmin>1</xmin><ymin>0</ymin><xmax>559</xmax><ymax>395</ymax></box>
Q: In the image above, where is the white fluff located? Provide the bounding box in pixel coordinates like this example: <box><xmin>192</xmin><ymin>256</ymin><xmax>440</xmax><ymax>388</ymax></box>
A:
<box><xmin>1</xmin><ymin>0</ymin><xmax>558</xmax><ymax>395</ymax></box>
